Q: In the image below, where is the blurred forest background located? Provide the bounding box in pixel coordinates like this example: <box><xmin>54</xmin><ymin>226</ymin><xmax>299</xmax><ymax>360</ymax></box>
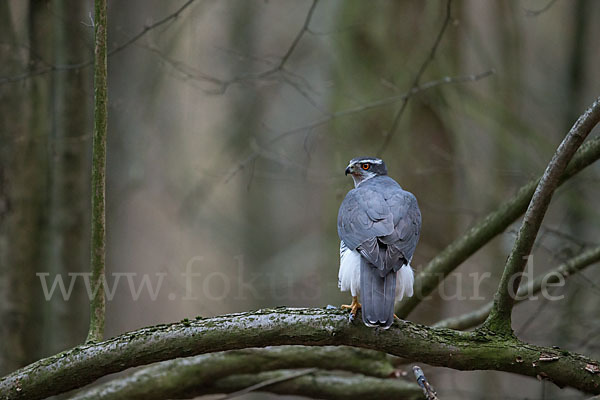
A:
<box><xmin>1</xmin><ymin>0</ymin><xmax>600</xmax><ymax>398</ymax></box>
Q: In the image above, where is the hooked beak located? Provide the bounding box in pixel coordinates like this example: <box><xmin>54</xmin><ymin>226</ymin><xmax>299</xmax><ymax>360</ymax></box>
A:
<box><xmin>345</xmin><ymin>165</ymin><xmax>352</xmax><ymax>175</ymax></box>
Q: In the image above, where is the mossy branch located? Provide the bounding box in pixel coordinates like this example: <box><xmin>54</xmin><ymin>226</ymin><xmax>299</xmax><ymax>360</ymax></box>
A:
<box><xmin>1</xmin><ymin>308</ymin><xmax>600</xmax><ymax>399</ymax></box>
<box><xmin>208</xmin><ymin>370</ymin><xmax>423</xmax><ymax>400</ymax></box>
<box><xmin>396</xmin><ymin>133</ymin><xmax>600</xmax><ymax>319</ymax></box>
<box><xmin>434</xmin><ymin>246</ymin><xmax>600</xmax><ymax>330</ymax></box>
<box><xmin>69</xmin><ymin>346</ymin><xmax>421</xmax><ymax>400</ymax></box>
<box><xmin>87</xmin><ymin>0</ymin><xmax>108</xmax><ymax>342</ymax></box>
<box><xmin>485</xmin><ymin>96</ymin><xmax>600</xmax><ymax>334</ymax></box>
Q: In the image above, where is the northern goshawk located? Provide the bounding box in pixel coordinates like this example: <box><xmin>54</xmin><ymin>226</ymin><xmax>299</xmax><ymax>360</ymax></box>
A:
<box><xmin>337</xmin><ymin>157</ymin><xmax>421</xmax><ymax>328</ymax></box>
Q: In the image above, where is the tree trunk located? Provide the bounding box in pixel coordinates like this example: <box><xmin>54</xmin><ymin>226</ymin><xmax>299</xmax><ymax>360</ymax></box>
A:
<box><xmin>42</xmin><ymin>0</ymin><xmax>93</xmax><ymax>355</ymax></box>
<box><xmin>0</xmin><ymin>0</ymin><xmax>50</xmax><ymax>374</ymax></box>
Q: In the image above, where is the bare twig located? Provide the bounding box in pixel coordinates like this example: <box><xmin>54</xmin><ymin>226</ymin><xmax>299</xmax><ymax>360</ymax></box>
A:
<box><xmin>413</xmin><ymin>366</ymin><xmax>438</xmax><ymax>400</ymax></box>
<box><xmin>377</xmin><ymin>0</ymin><xmax>453</xmax><ymax>156</ymax></box>
<box><xmin>108</xmin><ymin>0</ymin><xmax>196</xmax><ymax>58</ymax></box>
<box><xmin>434</xmin><ymin>246</ymin><xmax>600</xmax><ymax>330</ymax></box>
<box><xmin>540</xmin><ymin>226</ymin><xmax>596</xmax><ymax>250</ymax></box>
<box><xmin>0</xmin><ymin>0</ymin><xmax>199</xmax><ymax>85</ymax></box>
<box><xmin>275</xmin><ymin>0</ymin><xmax>318</xmax><ymax>71</ymax></box>
<box><xmin>135</xmin><ymin>0</ymin><xmax>320</xmax><ymax>98</ymax></box>
<box><xmin>525</xmin><ymin>0</ymin><xmax>559</xmax><ymax>17</ymax></box>
<box><xmin>86</xmin><ymin>0</ymin><xmax>107</xmax><ymax>343</ymax></box>
<box><xmin>220</xmin><ymin>368</ymin><xmax>317</xmax><ymax>399</ymax></box>
<box><xmin>485</xmin><ymin>96</ymin><xmax>600</xmax><ymax>334</ymax></box>
<box><xmin>224</xmin><ymin>70</ymin><xmax>493</xmax><ymax>182</ymax></box>
<box><xmin>136</xmin><ymin>42</ymin><xmax>226</xmax><ymax>93</ymax></box>
<box><xmin>209</xmin><ymin>0</ymin><xmax>319</xmax><ymax>93</ymax></box>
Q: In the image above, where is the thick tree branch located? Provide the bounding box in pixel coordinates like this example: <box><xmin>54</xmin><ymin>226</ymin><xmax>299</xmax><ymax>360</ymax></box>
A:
<box><xmin>396</xmin><ymin>134</ymin><xmax>600</xmax><ymax>319</ymax></box>
<box><xmin>69</xmin><ymin>347</ymin><xmax>419</xmax><ymax>400</ymax></box>
<box><xmin>211</xmin><ymin>370</ymin><xmax>423</xmax><ymax>400</ymax></box>
<box><xmin>485</xmin><ymin>96</ymin><xmax>600</xmax><ymax>334</ymax></box>
<box><xmin>434</xmin><ymin>246</ymin><xmax>600</xmax><ymax>330</ymax></box>
<box><xmin>2</xmin><ymin>308</ymin><xmax>600</xmax><ymax>399</ymax></box>
<box><xmin>87</xmin><ymin>0</ymin><xmax>108</xmax><ymax>343</ymax></box>
<box><xmin>212</xmin><ymin>370</ymin><xmax>421</xmax><ymax>400</ymax></box>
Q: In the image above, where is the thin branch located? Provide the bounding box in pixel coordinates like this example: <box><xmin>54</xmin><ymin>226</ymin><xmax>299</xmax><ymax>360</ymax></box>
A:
<box><xmin>69</xmin><ymin>346</ymin><xmax>404</xmax><ymax>400</ymax></box>
<box><xmin>220</xmin><ymin>368</ymin><xmax>318</xmax><ymax>399</ymax></box>
<box><xmin>107</xmin><ymin>0</ymin><xmax>196</xmax><ymax>58</ymax></box>
<box><xmin>485</xmin><ymin>96</ymin><xmax>600</xmax><ymax>334</ymax></box>
<box><xmin>143</xmin><ymin>39</ymin><xmax>325</xmax><ymax>110</ymax></box>
<box><xmin>396</xmin><ymin>135</ymin><xmax>600</xmax><ymax>319</ymax></box>
<box><xmin>541</xmin><ymin>226</ymin><xmax>596</xmax><ymax>249</ymax></box>
<box><xmin>86</xmin><ymin>0</ymin><xmax>107</xmax><ymax>343</ymax></box>
<box><xmin>525</xmin><ymin>0</ymin><xmax>559</xmax><ymax>17</ymax></box>
<box><xmin>212</xmin><ymin>370</ymin><xmax>423</xmax><ymax>400</ymax></box>
<box><xmin>137</xmin><ymin>42</ymin><xmax>227</xmax><ymax>93</ymax></box>
<box><xmin>275</xmin><ymin>0</ymin><xmax>318</xmax><ymax>71</ymax></box>
<box><xmin>434</xmin><ymin>246</ymin><xmax>600</xmax><ymax>330</ymax></box>
<box><xmin>377</xmin><ymin>0</ymin><xmax>453</xmax><ymax>156</ymax></box>
<box><xmin>133</xmin><ymin>0</ymin><xmax>319</xmax><ymax>98</ymax></box>
<box><xmin>225</xmin><ymin>69</ymin><xmax>494</xmax><ymax>182</ymax></box>
<box><xmin>0</xmin><ymin>0</ymin><xmax>199</xmax><ymax>85</ymax></box>
<box><xmin>209</xmin><ymin>0</ymin><xmax>319</xmax><ymax>93</ymax></box>
<box><xmin>413</xmin><ymin>366</ymin><xmax>438</xmax><ymax>400</ymax></box>
<box><xmin>2</xmin><ymin>308</ymin><xmax>600</xmax><ymax>399</ymax></box>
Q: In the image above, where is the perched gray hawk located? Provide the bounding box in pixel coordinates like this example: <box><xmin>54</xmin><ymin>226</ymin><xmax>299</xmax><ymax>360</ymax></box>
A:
<box><xmin>337</xmin><ymin>157</ymin><xmax>421</xmax><ymax>328</ymax></box>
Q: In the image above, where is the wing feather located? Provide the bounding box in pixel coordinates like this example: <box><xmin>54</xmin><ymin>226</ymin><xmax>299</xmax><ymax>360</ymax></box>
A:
<box><xmin>337</xmin><ymin>176</ymin><xmax>421</xmax><ymax>275</ymax></box>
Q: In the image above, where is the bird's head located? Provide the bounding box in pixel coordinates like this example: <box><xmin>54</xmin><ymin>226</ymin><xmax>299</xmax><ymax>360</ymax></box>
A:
<box><xmin>345</xmin><ymin>157</ymin><xmax>387</xmax><ymax>187</ymax></box>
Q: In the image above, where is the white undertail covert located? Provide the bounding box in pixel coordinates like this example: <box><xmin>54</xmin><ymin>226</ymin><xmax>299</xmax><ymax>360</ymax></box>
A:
<box><xmin>338</xmin><ymin>240</ymin><xmax>414</xmax><ymax>301</ymax></box>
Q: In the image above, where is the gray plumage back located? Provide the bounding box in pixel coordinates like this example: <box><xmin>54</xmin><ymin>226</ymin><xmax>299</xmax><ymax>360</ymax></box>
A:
<box><xmin>337</xmin><ymin>176</ymin><xmax>421</xmax><ymax>268</ymax></box>
<box><xmin>338</xmin><ymin>174</ymin><xmax>421</xmax><ymax>328</ymax></box>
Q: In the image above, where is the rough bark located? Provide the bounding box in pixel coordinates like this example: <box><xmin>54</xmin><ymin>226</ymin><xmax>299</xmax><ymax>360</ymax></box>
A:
<box><xmin>207</xmin><ymin>370</ymin><xmax>423</xmax><ymax>400</ymax></box>
<box><xmin>87</xmin><ymin>0</ymin><xmax>108</xmax><ymax>343</ymax></box>
<box><xmin>1</xmin><ymin>308</ymin><xmax>599</xmax><ymax>399</ymax></box>
<box><xmin>68</xmin><ymin>347</ymin><xmax>420</xmax><ymax>400</ymax></box>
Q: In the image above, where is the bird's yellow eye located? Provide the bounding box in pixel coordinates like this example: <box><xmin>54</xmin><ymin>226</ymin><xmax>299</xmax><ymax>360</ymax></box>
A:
<box><xmin>361</xmin><ymin>163</ymin><xmax>370</xmax><ymax>170</ymax></box>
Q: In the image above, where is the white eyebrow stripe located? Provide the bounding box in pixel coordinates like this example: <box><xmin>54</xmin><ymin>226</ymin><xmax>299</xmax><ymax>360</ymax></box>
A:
<box><xmin>355</xmin><ymin>158</ymin><xmax>383</xmax><ymax>164</ymax></box>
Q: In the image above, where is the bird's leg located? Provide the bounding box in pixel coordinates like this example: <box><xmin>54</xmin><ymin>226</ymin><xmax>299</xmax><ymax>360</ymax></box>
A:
<box><xmin>341</xmin><ymin>296</ymin><xmax>362</xmax><ymax>317</ymax></box>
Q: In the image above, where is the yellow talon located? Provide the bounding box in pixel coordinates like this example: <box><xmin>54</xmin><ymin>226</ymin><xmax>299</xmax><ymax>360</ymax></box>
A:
<box><xmin>341</xmin><ymin>296</ymin><xmax>362</xmax><ymax>317</ymax></box>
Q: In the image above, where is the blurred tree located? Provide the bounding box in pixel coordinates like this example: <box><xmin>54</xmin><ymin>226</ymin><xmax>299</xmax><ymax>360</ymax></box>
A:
<box><xmin>43</xmin><ymin>0</ymin><xmax>93</xmax><ymax>354</ymax></box>
<box><xmin>226</xmin><ymin>1</ymin><xmax>265</xmax><ymax>311</ymax></box>
<box><xmin>0</xmin><ymin>0</ymin><xmax>92</xmax><ymax>373</ymax></box>
<box><xmin>0</xmin><ymin>0</ymin><xmax>49</xmax><ymax>374</ymax></box>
